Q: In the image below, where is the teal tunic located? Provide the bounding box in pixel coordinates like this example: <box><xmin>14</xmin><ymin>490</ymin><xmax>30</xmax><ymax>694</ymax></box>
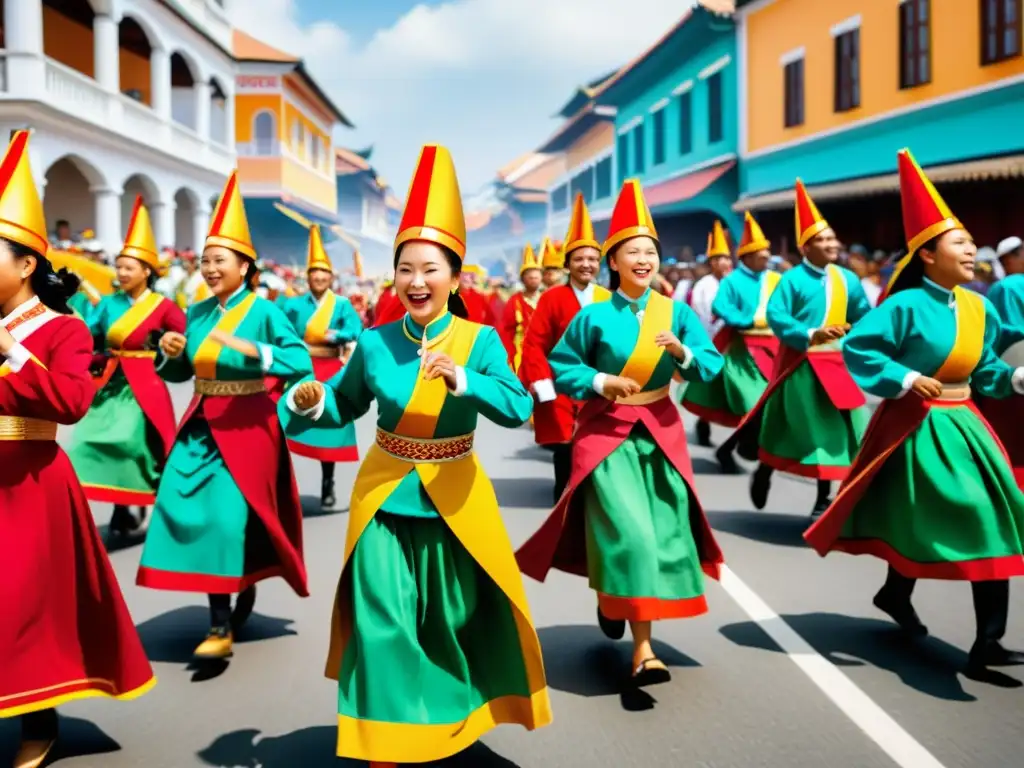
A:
<box><xmin>550</xmin><ymin>289</ymin><xmax>723</xmax><ymax>616</ymax></box>
<box><xmin>278</xmin><ymin>291</ymin><xmax>363</xmax><ymax>460</ymax></box>
<box><xmin>295</xmin><ymin>313</ymin><xmax>538</xmax><ymax>743</ymax></box>
<box><xmin>67</xmin><ymin>292</ymin><xmax>164</xmax><ymax>501</ymax></box>
<box><xmin>987</xmin><ymin>273</ymin><xmax>1024</xmax><ymax>353</ymax></box>
<box><xmin>836</xmin><ymin>279</ymin><xmax>1024</xmax><ymax>572</ymax></box>
<box><xmin>760</xmin><ymin>261</ymin><xmax>873</xmax><ymax>474</ymax></box>
<box><xmin>682</xmin><ymin>264</ymin><xmax>773</xmax><ymax>421</ymax></box>
<box><xmin>68</xmin><ymin>291</ymin><xmax>94</xmax><ymax>322</ymax></box>
<box><xmin>139</xmin><ymin>288</ymin><xmax>312</xmax><ymax>589</ymax></box>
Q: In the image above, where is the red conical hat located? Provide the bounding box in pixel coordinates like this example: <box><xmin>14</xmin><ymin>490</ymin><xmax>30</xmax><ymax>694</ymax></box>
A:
<box><xmin>395</xmin><ymin>145</ymin><xmax>466</xmax><ymax>260</ymax></box>
<box><xmin>794</xmin><ymin>179</ymin><xmax>829</xmax><ymax>248</ymax></box>
<box><xmin>603</xmin><ymin>179</ymin><xmax>658</xmax><ymax>257</ymax></box>
<box><xmin>737</xmin><ymin>211</ymin><xmax>770</xmax><ymax>257</ymax></box>
<box><xmin>207</xmin><ymin>171</ymin><xmax>256</xmax><ymax>260</ymax></box>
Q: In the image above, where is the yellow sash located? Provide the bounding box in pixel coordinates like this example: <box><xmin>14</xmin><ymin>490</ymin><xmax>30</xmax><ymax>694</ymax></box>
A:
<box><xmin>192</xmin><ymin>293</ymin><xmax>259</xmax><ymax>380</ymax></box>
<box><xmin>303</xmin><ymin>291</ymin><xmax>337</xmax><ymax>345</ymax></box>
<box><xmin>106</xmin><ymin>292</ymin><xmax>164</xmax><ymax>349</ymax></box>
<box><xmin>822</xmin><ymin>264</ymin><xmax>848</xmax><ymax>326</ymax></box>
<box><xmin>934</xmin><ymin>287</ymin><xmax>985</xmax><ymax>383</ymax></box>
<box><xmin>617</xmin><ymin>290</ymin><xmax>674</xmax><ymax>388</ymax></box>
<box><xmin>593</xmin><ymin>285</ymin><xmax>612</xmax><ymax>303</ymax></box>
<box><xmin>329</xmin><ymin>318</ymin><xmax>549</xmax><ymax>723</ymax></box>
<box><xmin>753</xmin><ymin>271</ymin><xmax>782</xmax><ymax>329</ymax></box>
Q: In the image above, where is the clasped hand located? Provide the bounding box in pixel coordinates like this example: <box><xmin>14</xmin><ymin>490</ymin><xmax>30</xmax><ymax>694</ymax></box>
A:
<box><xmin>422</xmin><ymin>352</ymin><xmax>458</xmax><ymax>390</ymax></box>
<box><xmin>810</xmin><ymin>324</ymin><xmax>851</xmax><ymax>347</ymax></box>
<box><xmin>911</xmin><ymin>375</ymin><xmax>944</xmax><ymax>399</ymax></box>
<box><xmin>654</xmin><ymin>330</ymin><xmax>686</xmax><ymax>360</ymax></box>
<box><xmin>293</xmin><ymin>380</ymin><xmax>325</xmax><ymax>410</ymax></box>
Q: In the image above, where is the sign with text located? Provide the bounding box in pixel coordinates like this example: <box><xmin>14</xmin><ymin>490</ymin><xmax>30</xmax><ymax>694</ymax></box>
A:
<box><xmin>236</xmin><ymin>75</ymin><xmax>281</xmax><ymax>93</ymax></box>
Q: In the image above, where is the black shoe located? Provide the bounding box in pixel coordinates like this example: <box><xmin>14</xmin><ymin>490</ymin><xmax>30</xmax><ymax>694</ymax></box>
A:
<box><xmin>231</xmin><ymin>585</ymin><xmax>257</xmax><ymax>632</ymax></box>
<box><xmin>695</xmin><ymin>420</ymin><xmax>712</xmax><ymax>447</ymax></box>
<box><xmin>321</xmin><ymin>480</ymin><xmax>336</xmax><ymax>509</ymax></box>
<box><xmin>970</xmin><ymin>640</ymin><xmax>1024</xmax><ymax>667</ymax></box>
<box><xmin>872</xmin><ymin>590</ymin><xmax>928</xmax><ymax>637</ymax></box>
<box><xmin>715</xmin><ymin>444</ymin><xmax>738</xmax><ymax>474</ymax></box>
<box><xmin>811</xmin><ymin>498</ymin><xmax>831</xmax><ymax>518</ymax></box>
<box><xmin>964</xmin><ymin>644</ymin><xmax>1024</xmax><ymax>687</ymax></box>
<box><xmin>597</xmin><ymin>606</ymin><xmax>626</xmax><ymax>640</ymax></box>
<box><xmin>750</xmin><ymin>465</ymin><xmax>771</xmax><ymax>510</ymax></box>
<box><xmin>109</xmin><ymin>505</ymin><xmax>132</xmax><ymax>536</ymax></box>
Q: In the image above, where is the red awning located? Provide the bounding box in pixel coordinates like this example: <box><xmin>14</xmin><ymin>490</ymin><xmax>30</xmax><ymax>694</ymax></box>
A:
<box><xmin>645</xmin><ymin>159</ymin><xmax>735</xmax><ymax>208</ymax></box>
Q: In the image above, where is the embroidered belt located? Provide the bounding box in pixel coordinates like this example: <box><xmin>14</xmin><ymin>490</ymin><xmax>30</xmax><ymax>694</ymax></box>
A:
<box><xmin>741</xmin><ymin>327</ymin><xmax>774</xmax><ymax>337</ymax></box>
<box><xmin>194</xmin><ymin>379</ymin><xmax>266</xmax><ymax>397</ymax></box>
<box><xmin>933</xmin><ymin>381</ymin><xmax>971</xmax><ymax>402</ymax></box>
<box><xmin>616</xmin><ymin>385</ymin><xmax>671</xmax><ymax>406</ymax></box>
<box><xmin>375</xmin><ymin>428</ymin><xmax>474</xmax><ymax>463</ymax></box>
<box><xmin>112</xmin><ymin>349</ymin><xmax>157</xmax><ymax>359</ymax></box>
<box><xmin>0</xmin><ymin>416</ymin><xmax>58</xmax><ymax>441</ymax></box>
<box><xmin>306</xmin><ymin>344</ymin><xmax>340</xmax><ymax>359</ymax></box>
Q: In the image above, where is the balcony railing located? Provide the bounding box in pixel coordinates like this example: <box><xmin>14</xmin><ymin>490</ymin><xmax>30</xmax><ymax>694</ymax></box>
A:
<box><xmin>164</xmin><ymin>0</ymin><xmax>232</xmax><ymax>50</ymax></box>
<box><xmin>31</xmin><ymin>58</ymin><xmax>235</xmax><ymax>176</ymax></box>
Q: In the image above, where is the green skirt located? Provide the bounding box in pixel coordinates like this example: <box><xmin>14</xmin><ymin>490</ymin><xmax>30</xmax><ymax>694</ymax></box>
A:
<box><xmin>759</xmin><ymin>360</ymin><xmax>868</xmax><ymax>479</ymax></box>
<box><xmin>66</xmin><ymin>371</ymin><xmax>161</xmax><ymax>504</ymax></box>
<box><xmin>582</xmin><ymin>423</ymin><xmax>708</xmax><ymax>621</ymax></box>
<box><xmin>841</xmin><ymin>404</ymin><xmax>1024</xmax><ymax>577</ymax></box>
<box><xmin>681</xmin><ymin>336</ymin><xmax>766</xmax><ymax>426</ymax></box>
<box><xmin>339</xmin><ymin>512</ymin><xmax>530</xmax><ymax>739</ymax></box>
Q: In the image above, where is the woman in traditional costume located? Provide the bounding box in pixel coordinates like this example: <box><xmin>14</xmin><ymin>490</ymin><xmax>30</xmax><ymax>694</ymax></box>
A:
<box><xmin>805</xmin><ymin>149</ymin><xmax>1024</xmax><ymax>681</ymax></box>
<box><xmin>274</xmin><ymin>225</ymin><xmax>363</xmax><ymax>509</ymax></box>
<box><xmin>288</xmin><ymin>145</ymin><xmax>550</xmax><ymax>766</ymax></box>
<box><xmin>137</xmin><ymin>171</ymin><xmax>311</xmax><ymax>661</ymax></box>
<box><xmin>516</xmin><ymin>179</ymin><xmax>725</xmax><ymax>685</ymax></box>
<box><xmin>67</xmin><ymin>196</ymin><xmax>186</xmax><ymax>538</ymax></box>
<box><xmin>0</xmin><ymin>131</ymin><xmax>155</xmax><ymax>768</ymax></box>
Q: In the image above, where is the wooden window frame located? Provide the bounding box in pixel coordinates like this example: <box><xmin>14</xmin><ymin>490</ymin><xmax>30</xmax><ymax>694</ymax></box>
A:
<box><xmin>707</xmin><ymin>71</ymin><xmax>724</xmax><ymax>144</ymax></box>
<box><xmin>652</xmin><ymin>107</ymin><xmax>666</xmax><ymax>165</ymax></box>
<box><xmin>899</xmin><ymin>0</ymin><xmax>932</xmax><ymax>88</ymax></box>
<box><xmin>834</xmin><ymin>27</ymin><xmax>861</xmax><ymax>113</ymax></box>
<box><xmin>678</xmin><ymin>90</ymin><xmax>693</xmax><ymax>155</ymax></box>
<box><xmin>981</xmin><ymin>0</ymin><xmax>1023</xmax><ymax>65</ymax></box>
<box><xmin>783</xmin><ymin>58</ymin><xmax>805</xmax><ymax>127</ymax></box>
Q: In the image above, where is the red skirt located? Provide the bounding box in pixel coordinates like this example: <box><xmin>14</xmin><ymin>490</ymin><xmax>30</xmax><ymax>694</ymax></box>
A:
<box><xmin>0</xmin><ymin>442</ymin><xmax>155</xmax><ymax>716</ymax></box>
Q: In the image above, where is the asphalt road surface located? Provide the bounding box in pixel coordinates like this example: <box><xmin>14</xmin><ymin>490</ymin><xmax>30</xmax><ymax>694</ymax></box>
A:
<box><xmin>3</xmin><ymin>383</ymin><xmax>1022</xmax><ymax>768</ymax></box>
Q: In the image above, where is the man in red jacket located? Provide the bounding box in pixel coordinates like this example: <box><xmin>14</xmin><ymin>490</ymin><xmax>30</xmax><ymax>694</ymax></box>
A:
<box><xmin>500</xmin><ymin>243</ymin><xmax>543</xmax><ymax>371</ymax></box>
<box><xmin>519</xmin><ymin>193</ymin><xmax>611</xmax><ymax>501</ymax></box>
<box><xmin>459</xmin><ymin>263</ymin><xmax>497</xmax><ymax>325</ymax></box>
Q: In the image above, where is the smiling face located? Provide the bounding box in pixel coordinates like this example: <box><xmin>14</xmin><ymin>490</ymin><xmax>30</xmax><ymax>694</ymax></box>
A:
<box><xmin>801</xmin><ymin>228</ymin><xmax>841</xmax><ymax>266</ymax></box>
<box><xmin>919</xmin><ymin>228</ymin><xmax>977</xmax><ymax>288</ymax></box>
<box><xmin>609</xmin><ymin>236</ymin><xmax>659</xmax><ymax>294</ymax></box>
<box><xmin>115</xmin><ymin>256</ymin><xmax>151</xmax><ymax>294</ymax></box>
<box><xmin>742</xmin><ymin>249</ymin><xmax>771</xmax><ymax>273</ymax></box>
<box><xmin>308</xmin><ymin>268</ymin><xmax>333</xmax><ymax>295</ymax></box>
<box><xmin>0</xmin><ymin>238</ymin><xmax>34</xmax><ymax>309</ymax></box>
<box><xmin>201</xmin><ymin>245</ymin><xmax>249</xmax><ymax>298</ymax></box>
<box><xmin>395</xmin><ymin>241</ymin><xmax>459</xmax><ymax>325</ymax></box>
<box><xmin>521</xmin><ymin>268</ymin><xmax>542</xmax><ymax>292</ymax></box>
<box><xmin>568</xmin><ymin>246</ymin><xmax>601</xmax><ymax>286</ymax></box>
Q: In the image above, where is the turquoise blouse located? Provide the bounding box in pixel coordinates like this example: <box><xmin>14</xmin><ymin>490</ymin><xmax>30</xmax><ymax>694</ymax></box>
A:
<box><xmin>767</xmin><ymin>261</ymin><xmax>872</xmax><ymax>351</ymax></box>
<box><xmin>281</xmin><ymin>291</ymin><xmax>363</xmax><ymax>346</ymax></box>
<box><xmin>986</xmin><ymin>273</ymin><xmax>1024</xmax><ymax>353</ymax></box>
<box><xmin>711</xmin><ymin>264</ymin><xmax>771</xmax><ymax>329</ymax></box>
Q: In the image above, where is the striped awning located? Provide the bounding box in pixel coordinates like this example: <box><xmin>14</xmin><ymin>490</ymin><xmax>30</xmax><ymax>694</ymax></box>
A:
<box><xmin>734</xmin><ymin>153</ymin><xmax>1024</xmax><ymax>212</ymax></box>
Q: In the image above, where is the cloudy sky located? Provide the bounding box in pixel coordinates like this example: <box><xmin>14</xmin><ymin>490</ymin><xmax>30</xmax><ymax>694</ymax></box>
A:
<box><xmin>229</xmin><ymin>0</ymin><xmax>693</xmax><ymax>198</ymax></box>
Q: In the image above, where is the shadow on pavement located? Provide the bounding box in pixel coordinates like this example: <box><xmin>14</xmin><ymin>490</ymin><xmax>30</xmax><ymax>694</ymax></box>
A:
<box><xmin>197</xmin><ymin>726</ymin><xmax>519</xmax><ymax>767</ymax></box>
<box><xmin>136</xmin><ymin>606</ymin><xmax>297</xmax><ymax>665</ymax></box>
<box><xmin>705</xmin><ymin>510</ymin><xmax>811</xmax><ymax>548</ymax></box>
<box><xmin>300</xmin><ymin>495</ymin><xmax>349</xmax><ymax>517</ymax></box>
<box><xmin>0</xmin><ymin>716</ymin><xmax>120</xmax><ymax>765</ymax></box>
<box><xmin>690</xmin><ymin>456</ymin><xmax>732</xmax><ymax>475</ymax></box>
<box><xmin>491</xmin><ymin>476</ymin><xmax>554</xmax><ymax>509</ymax></box>
<box><xmin>512</xmin><ymin>444</ymin><xmax>553</xmax><ymax>463</ymax></box>
<box><xmin>720</xmin><ymin>612</ymin><xmax>978</xmax><ymax>702</ymax></box>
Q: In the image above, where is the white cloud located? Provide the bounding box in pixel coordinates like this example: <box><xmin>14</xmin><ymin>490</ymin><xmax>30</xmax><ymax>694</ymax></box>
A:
<box><xmin>230</xmin><ymin>0</ymin><xmax>692</xmax><ymax>195</ymax></box>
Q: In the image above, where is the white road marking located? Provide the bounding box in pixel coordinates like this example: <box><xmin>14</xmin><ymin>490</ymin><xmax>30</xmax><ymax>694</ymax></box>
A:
<box><xmin>718</xmin><ymin>564</ymin><xmax>947</xmax><ymax>768</ymax></box>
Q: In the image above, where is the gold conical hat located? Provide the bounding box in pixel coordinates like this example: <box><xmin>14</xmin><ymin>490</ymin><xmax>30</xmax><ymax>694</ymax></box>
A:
<box><xmin>0</xmin><ymin>130</ymin><xmax>48</xmax><ymax>256</ymax></box>
<box><xmin>306</xmin><ymin>225</ymin><xmax>333</xmax><ymax>273</ymax></box>
<box><xmin>206</xmin><ymin>170</ymin><xmax>256</xmax><ymax>260</ymax></box>
<box><xmin>120</xmin><ymin>195</ymin><xmax>161</xmax><ymax>271</ymax></box>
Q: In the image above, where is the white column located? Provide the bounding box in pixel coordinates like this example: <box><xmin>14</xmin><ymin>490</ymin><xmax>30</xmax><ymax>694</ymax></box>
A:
<box><xmin>149</xmin><ymin>200</ymin><xmax>174</xmax><ymax>250</ymax></box>
<box><xmin>192</xmin><ymin>207</ymin><xmax>210</xmax><ymax>253</ymax></box>
<box><xmin>194</xmin><ymin>80</ymin><xmax>212</xmax><ymax>140</ymax></box>
<box><xmin>151</xmin><ymin>48</ymin><xmax>172</xmax><ymax>120</ymax></box>
<box><xmin>92</xmin><ymin>187</ymin><xmax>121</xmax><ymax>255</ymax></box>
<box><xmin>223</xmin><ymin>88</ymin><xmax>236</xmax><ymax>148</ymax></box>
<box><xmin>4</xmin><ymin>0</ymin><xmax>45</xmax><ymax>96</ymax></box>
<box><xmin>92</xmin><ymin>13</ymin><xmax>120</xmax><ymax>94</ymax></box>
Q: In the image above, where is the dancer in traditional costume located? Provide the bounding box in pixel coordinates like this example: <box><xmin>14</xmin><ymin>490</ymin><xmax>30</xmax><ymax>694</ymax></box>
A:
<box><xmin>696</xmin><ymin>213</ymin><xmax>782</xmax><ymax>472</ymax></box>
<box><xmin>499</xmin><ymin>243</ymin><xmax>542</xmax><ymax>371</ymax></box>
<box><xmin>806</xmin><ymin>149</ymin><xmax>1024</xmax><ymax>681</ymax></box>
<box><xmin>66</xmin><ymin>196</ymin><xmax>186</xmax><ymax>538</ymax></box>
<box><xmin>519</xmin><ymin>192</ymin><xmax>611</xmax><ymax>502</ymax></box>
<box><xmin>459</xmin><ymin>263</ymin><xmax>497</xmax><ymax>325</ymax></box>
<box><xmin>720</xmin><ymin>181</ymin><xmax>872</xmax><ymax>516</ymax></box>
<box><xmin>372</xmin><ymin>272</ymin><xmax>404</xmax><ymax>327</ymax></box>
<box><xmin>286</xmin><ymin>144</ymin><xmax>549</xmax><ymax>766</ymax></box>
<box><xmin>538</xmin><ymin>237</ymin><xmax>564</xmax><ymax>289</ymax></box>
<box><xmin>0</xmin><ymin>130</ymin><xmax>155</xmax><ymax>768</ymax></box>
<box><xmin>276</xmin><ymin>224</ymin><xmax>363</xmax><ymax>509</ymax></box>
<box><xmin>517</xmin><ymin>179</ymin><xmax>725</xmax><ymax>684</ymax></box>
<box><xmin>680</xmin><ymin>220</ymin><xmax>742</xmax><ymax>445</ymax></box>
<box><xmin>137</xmin><ymin>171</ymin><xmax>310</xmax><ymax>660</ymax></box>
<box><xmin>974</xmin><ymin>238</ymin><xmax>1024</xmax><ymax>488</ymax></box>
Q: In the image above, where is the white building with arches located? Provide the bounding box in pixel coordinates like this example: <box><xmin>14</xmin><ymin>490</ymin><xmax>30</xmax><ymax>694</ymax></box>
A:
<box><xmin>0</xmin><ymin>0</ymin><xmax>238</xmax><ymax>253</ymax></box>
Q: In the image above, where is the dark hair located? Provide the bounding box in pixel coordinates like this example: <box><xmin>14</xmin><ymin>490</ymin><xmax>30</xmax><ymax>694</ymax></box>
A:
<box><xmin>606</xmin><ymin>238</ymin><xmax>662</xmax><ymax>292</ymax></box>
<box><xmin>393</xmin><ymin>242</ymin><xmax>469</xmax><ymax>319</ymax></box>
<box><xmin>888</xmin><ymin>236</ymin><xmax>936</xmax><ymax>297</ymax></box>
<box><xmin>4</xmin><ymin>237</ymin><xmax>79</xmax><ymax>313</ymax></box>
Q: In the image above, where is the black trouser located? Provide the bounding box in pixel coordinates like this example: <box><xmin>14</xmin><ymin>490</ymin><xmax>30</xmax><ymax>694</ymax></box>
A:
<box><xmin>321</xmin><ymin>461</ymin><xmax>335</xmax><ymax>484</ymax></box>
<box><xmin>209</xmin><ymin>593</ymin><xmax>232</xmax><ymax>629</ymax></box>
<box><xmin>22</xmin><ymin>707</ymin><xmax>58</xmax><ymax>741</ymax></box>
<box><xmin>880</xmin><ymin>567</ymin><xmax>1008</xmax><ymax>644</ymax></box>
<box><xmin>552</xmin><ymin>443</ymin><xmax>573</xmax><ymax>504</ymax></box>
<box><xmin>753</xmin><ymin>463</ymin><xmax>831</xmax><ymax>505</ymax></box>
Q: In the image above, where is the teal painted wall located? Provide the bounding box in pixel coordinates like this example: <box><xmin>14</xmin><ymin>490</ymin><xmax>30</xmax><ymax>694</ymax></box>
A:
<box><xmin>741</xmin><ymin>80</ymin><xmax>1024</xmax><ymax>197</ymax></box>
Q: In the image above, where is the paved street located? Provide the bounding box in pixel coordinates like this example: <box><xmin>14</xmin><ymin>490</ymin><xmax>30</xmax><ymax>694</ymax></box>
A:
<box><xmin>3</xmin><ymin>383</ymin><xmax>1023</xmax><ymax>768</ymax></box>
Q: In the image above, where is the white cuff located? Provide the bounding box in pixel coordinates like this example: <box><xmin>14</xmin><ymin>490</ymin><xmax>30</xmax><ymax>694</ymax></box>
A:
<box><xmin>592</xmin><ymin>372</ymin><xmax>607</xmax><ymax>396</ymax></box>
<box><xmin>897</xmin><ymin>370</ymin><xmax>921</xmax><ymax>398</ymax></box>
<box><xmin>533</xmin><ymin>378</ymin><xmax>557</xmax><ymax>403</ymax></box>
<box><xmin>449</xmin><ymin>366</ymin><xmax>468</xmax><ymax>396</ymax></box>
<box><xmin>286</xmin><ymin>385</ymin><xmax>326</xmax><ymax>420</ymax></box>
<box><xmin>4</xmin><ymin>343</ymin><xmax>31</xmax><ymax>373</ymax></box>
<box><xmin>807</xmin><ymin>327</ymin><xmax>817</xmax><ymax>341</ymax></box>
<box><xmin>258</xmin><ymin>343</ymin><xmax>274</xmax><ymax>374</ymax></box>
<box><xmin>1013</xmin><ymin>367</ymin><xmax>1024</xmax><ymax>396</ymax></box>
<box><xmin>678</xmin><ymin>345</ymin><xmax>694</xmax><ymax>370</ymax></box>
